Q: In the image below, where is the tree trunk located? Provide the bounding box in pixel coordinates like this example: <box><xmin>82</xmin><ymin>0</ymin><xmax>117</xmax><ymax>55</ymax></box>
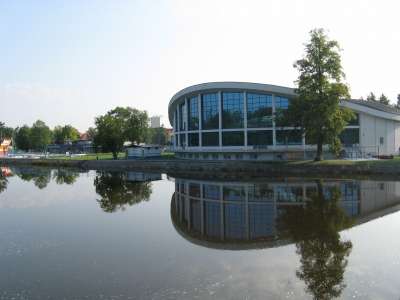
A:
<box><xmin>112</xmin><ymin>151</ymin><xmax>118</xmax><ymax>160</ymax></box>
<box><xmin>315</xmin><ymin>140</ymin><xmax>323</xmax><ymax>161</ymax></box>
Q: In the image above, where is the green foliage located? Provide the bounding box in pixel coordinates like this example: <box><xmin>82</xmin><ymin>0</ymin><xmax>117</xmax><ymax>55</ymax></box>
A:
<box><xmin>278</xmin><ymin>181</ymin><xmax>353</xmax><ymax>300</ymax></box>
<box><xmin>53</xmin><ymin>125</ymin><xmax>80</xmax><ymax>144</ymax></box>
<box><xmin>378</xmin><ymin>93</ymin><xmax>390</xmax><ymax>105</ymax></box>
<box><xmin>94</xmin><ymin>171</ymin><xmax>152</xmax><ymax>212</ymax></box>
<box><xmin>281</xmin><ymin>28</ymin><xmax>353</xmax><ymax>161</ymax></box>
<box><xmin>93</xmin><ymin>107</ymin><xmax>149</xmax><ymax>159</ymax></box>
<box><xmin>366</xmin><ymin>92</ymin><xmax>376</xmax><ymax>102</ymax></box>
<box><xmin>86</xmin><ymin>127</ymin><xmax>97</xmax><ymax>140</ymax></box>
<box><xmin>29</xmin><ymin>120</ymin><xmax>52</xmax><ymax>151</ymax></box>
<box><xmin>0</xmin><ymin>122</ymin><xmax>14</xmax><ymax>140</ymax></box>
<box><xmin>14</xmin><ymin>125</ymin><xmax>31</xmax><ymax>151</ymax></box>
<box><xmin>146</xmin><ymin>127</ymin><xmax>168</xmax><ymax>145</ymax></box>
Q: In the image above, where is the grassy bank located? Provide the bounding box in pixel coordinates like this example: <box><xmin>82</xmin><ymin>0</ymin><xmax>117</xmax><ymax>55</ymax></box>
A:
<box><xmin>47</xmin><ymin>151</ymin><xmax>176</xmax><ymax>160</ymax></box>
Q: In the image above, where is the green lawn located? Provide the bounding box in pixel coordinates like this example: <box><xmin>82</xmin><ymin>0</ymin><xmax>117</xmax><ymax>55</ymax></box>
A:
<box><xmin>47</xmin><ymin>151</ymin><xmax>176</xmax><ymax>160</ymax></box>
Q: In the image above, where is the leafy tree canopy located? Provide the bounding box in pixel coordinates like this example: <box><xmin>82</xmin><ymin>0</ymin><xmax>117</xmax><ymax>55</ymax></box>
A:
<box><xmin>280</xmin><ymin>28</ymin><xmax>354</xmax><ymax>160</ymax></box>
<box><xmin>0</xmin><ymin>122</ymin><xmax>14</xmax><ymax>140</ymax></box>
<box><xmin>53</xmin><ymin>125</ymin><xmax>80</xmax><ymax>144</ymax></box>
<box><xmin>29</xmin><ymin>120</ymin><xmax>52</xmax><ymax>151</ymax></box>
<box><xmin>93</xmin><ymin>107</ymin><xmax>149</xmax><ymax>159</ymax></box>
<box><xmin>366</xmin><ymin>92</ymin><xmax>376</xmax><ymax>102</ymax></box>
<box><xmin>14</xmin><ymin>125</ymin><xmax>31</xmax><ymax>151</ymax></box>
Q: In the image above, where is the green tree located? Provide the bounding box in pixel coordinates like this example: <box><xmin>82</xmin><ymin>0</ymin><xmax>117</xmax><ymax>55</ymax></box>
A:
<box><xmin>0</xmin><ymin>173</ymin><xmax>8</xmax><ymax>194</ymax></box>
<box><xmin>0</xmin><ymin>122</ymin><xmax>14</xmax><ymax>140</ymax></box>
<box><xmin>146</xmin><ymin>127</ymin><xmax>167</xmax><ymax>145</ymax></box>
<box><xmin>29</xmin><ymin>120</ymin><xmax>52</xmax><ymax>151</ymax></box>
<box><xmin>53</xmin><ymin>169</ymin><xmax>80</xmax><ymax>185</ymax></box>
<box><xmin>53</xmin><ymin>125</ymin><xmax>80</xmax><ymax>144</ymax></box>
<box><xmin>366</xmin><ymin>92</ymin><xmax>376</xmax><ymax>102</ymax></box>
<box><xmin>93</xmin><ymin>114</ymin><xmax>125</xmax><ymax>159</ymax></box>
<box><xmin>14</xmin><ymin>125</ymin><xmax>31</xmax><ymax>151</ymax></box>
<box><xmin>280</xmin><ymin>28</ymin><xmax>354</xmax><ymax>161</ymax></box>
<box><xmin>397</xmin><ymin>94</ymin><xmax>400</xmax><ymax>109</ymax></box>
<box><xmin>86</xmin><ymin>127</ymin><xmax>97</xmax><ymax>141</ymax></box>
<box><xmin>93</xmin><ymin>107</ymin><xmax>149</xmax><ymax>159</ymax></box>
<box><xmin>278</xmin><ymin>181</ymin><xmax>354</xmax><ymax>300</ymax></box>
<box><xmin>94</xmin><ymin>171</ymin><xmax>152</xmax><ymax>213</ymax></box>
<box><xmin>378</xmin><ymin>93</ymin><xmax>390</xmax><ymax>105</ymax></box>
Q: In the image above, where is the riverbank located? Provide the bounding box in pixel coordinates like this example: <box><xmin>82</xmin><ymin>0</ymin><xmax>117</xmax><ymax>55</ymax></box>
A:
<box><xmin>2</xmin><ymin>157</ymin><xmax>400</xmax><ymax>179</ymax></box>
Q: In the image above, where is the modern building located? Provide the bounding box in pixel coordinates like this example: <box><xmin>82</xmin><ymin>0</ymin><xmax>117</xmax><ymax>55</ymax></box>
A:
<box><xmin>168</xmin><ymin>82</ymin><xmax>400</xmax><ymax>160</ymax></box>
<box><xmin>170</xmin><ymin>176</ymin><xmax>400</xmax><ymax>250</ymax></box>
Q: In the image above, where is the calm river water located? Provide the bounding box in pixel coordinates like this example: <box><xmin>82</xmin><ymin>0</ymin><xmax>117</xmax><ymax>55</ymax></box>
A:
<box><xmin>0</xmin><ymin>166</ymin><xmax>399</xmax><ymax>300</ymax></box>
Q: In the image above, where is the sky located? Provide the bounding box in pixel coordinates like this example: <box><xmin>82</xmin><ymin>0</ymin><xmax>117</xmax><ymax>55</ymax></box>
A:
<box><xmin>1</xmin><ymin>0</ymin><xmax>399</xmax><ymax>132</ymax></box>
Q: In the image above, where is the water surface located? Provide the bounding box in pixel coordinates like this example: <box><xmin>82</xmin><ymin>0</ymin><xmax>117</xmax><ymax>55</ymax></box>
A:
<box><xmin>0</xmin><ymin>166</ymin><xmax>399</xmax><ymax>299</ymax></box>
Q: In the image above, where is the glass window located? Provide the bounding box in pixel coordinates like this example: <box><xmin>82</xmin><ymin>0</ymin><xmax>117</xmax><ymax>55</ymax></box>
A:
<box><xmin>188</xmin><ymin>133</ymin><xmax>199</xmax><ymax>147</ymax></box>
<box><xmin>188</xmin><ymin>96</ymin><xmax>199</xmax><ymax>130</ymax></box>
<box><xmin>179</xmin><ymin>133</ymin><xmax>186</xmax><ymax>147</ymax></box>
<box><xmin>203</xmin><ymin>184</ymin><xmax>220</xmax><ymax>200</ymax></box>
<box><xmin>275</xmin><ymin>96</ymin><xmax>290</xmax><ymax>127</ymax></box>
<box><xmin>189</xmin><ymin>183</ymin><xmax>200</xmax><ymax>197</ymax></box>
<box><xmin>276</xmin><ymin>130</ymin><xmax>302</xmax><ymax>145</ymax></box>
<box><xmin>223</xmin><ymin>186</ymin><xmax>245</xmax><ymax>201</ymax></box>
<box><xmin>247</xmin><ymin>93</ymin><xmax>273</xmax><ymax>128</ymax></box>
<box><xmin>248</xmin><ymin>184</ymin><xmax>273</xmax><ymax>202</ymax></box>
<box><xmin>202</xmin><ymin>93</ymin><xmax>219</xmax><ymax>130</ymax></box>
<box><xmin>348</xmin><ymin>113</ymin><xmax>359</xmax><ymax>126</ymax></box>
<box><xmin>340</xmin><ymin>128</ymin><xmax>359</xmax><ymax>145</ymax></box>
<box><xmin>179</xmin><ymin>102</ymin><xmax>186</xmax><ymax>131</ymax></box>
<box><xmin>202</xmin><ymin>132</ymin><xmax>219</xmax><ymax>146</ymax></box>
<box><xmin>222</xmin><ymin>131</ymin><xmax>244</xmax><ymax>146</ymax></box>
<box><xmin>248</xmin><ymin>130</ymin><xmax>273</xmax><ymax>146</ymax></box>
<box><xmin>222</xmin><ymin>92</ymin><xmax>244</xmax><ymax>129</ymax></box>
<box><xmin>175</xmin><ymin>108</ymin><xmax>179</xmax><ymax>132</ymax></box>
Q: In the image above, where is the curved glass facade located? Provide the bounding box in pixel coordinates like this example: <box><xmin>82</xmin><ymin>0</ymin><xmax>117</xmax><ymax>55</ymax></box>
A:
<box><xmin>170</xmin><ymin>85</ymin><xmax>360</xmax><ymax>159</ymax></box>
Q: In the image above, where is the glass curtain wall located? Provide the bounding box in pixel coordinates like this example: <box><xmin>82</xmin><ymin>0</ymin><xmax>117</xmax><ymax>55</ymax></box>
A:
<box><xmin>222</xmin><ymin>92</ymin><xmax>244</xmax><ymax>129</ymax></box>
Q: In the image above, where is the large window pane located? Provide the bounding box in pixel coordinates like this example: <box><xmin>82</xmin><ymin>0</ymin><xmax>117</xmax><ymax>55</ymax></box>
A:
<box><xmin>202</xmin><ymin>93</ymin><xmax>219</xmax><ymax>130</ymax></box>
<box><xmin>275</xmin><ymin>96</ymin><xmax>289</xmax><ymax>127</ymax></box>
<box><xmin>175</xmin><ymin>108</ymin><xmax>179</xmax><ymax>132</ymax></box>
<box><xmin>202</xmin><ymin>132</ymin><xmax>219</xmax><ymax>146</ymax></box>
<box><xmin>203</xmin><ymin>184</ymin><xmax>220</xmax><ymax>200</ymax></box>
<box><xmin>188</xmin><ymin>96</ymin><xmax>199</xmax><ymax>130</ymax></box>
<box><xmin>179</xmin><ymin>133</ymin><xmax>186</xmax><ymax>147</ymax></box>
<box><xmin>247</xmin><ymin>93</ymin><xmax>273</xmax><ymax>128</ymax></box>
<box><xmin>340</xmin><ymin>128</ymin><xmax>359</xmax><ymax>145</ymax></box>
<box><xmin>179</xmin><ymin>102</ymin><xmax>186</xmax><ymax>131</ymax></box>
<box><xmin>223</xmin><ymin>186</ymin><xmax>245</xmax><ymax>201</ymax></box>
<box><xmin>222</xmin><ymin>92</ymin><xmax>244</xmax><ymax>129</ymax></box>
<box><xmin>348</xmin><ymin>113</ymin><xmax>359</xmax><ymax>126</ymax></box>
<box><xmin>222</xmin><ymin>131</ymin><xmax>244</xmax><ymax>146</ymax></box>
<box><xmin>188</xmin><ymin>133</ymin><xmax>199</xmax><ymax>146</ymax></box>
<box><xmin>248</xmin><ymin>130</ymin><xmax>273</xmax><ymax>146</ymax></box>
<box><xmin>276</xmin><ymin>130</ymin><xmax>302</xmax><ymax>145</ymax></box>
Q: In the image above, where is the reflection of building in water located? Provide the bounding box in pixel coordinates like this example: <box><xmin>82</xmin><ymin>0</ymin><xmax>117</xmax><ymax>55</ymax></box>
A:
<box><xmin>126</xmin><ymin>172</ymin><xmax>162</xmax><ymax>182</ymax></box>
<box><xmin>171</xmin><ymin>178</ymin><xmax>400</xmax><ymax>249</ymax></box>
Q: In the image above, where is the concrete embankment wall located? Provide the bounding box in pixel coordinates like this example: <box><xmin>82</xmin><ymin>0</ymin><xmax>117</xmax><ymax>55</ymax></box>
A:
<box><xmin>1</xmin><ymin>158</ymin><xmax>400</xmax><ymax>180</ymax></box>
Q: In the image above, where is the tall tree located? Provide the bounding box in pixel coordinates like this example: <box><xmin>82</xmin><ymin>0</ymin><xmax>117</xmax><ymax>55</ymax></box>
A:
<box><xmin>146</xmin><ymin>127</ymin><xmax>167</xmax><ymax>145</ymax></box>
<box><xmin>93</xmin><ymin>107</ymin><xmax>149</xmax><ymax>159</ymax></box>
<box><xmin>14</xmin><ymin>125</ymin><xmax>31</xmax><ymax>151</ymax></box>
<box><xmin>280</xmin><ymin>28</ymin><xmax>354</xmax><ymax>161</ymax></box>
<box><xmin>366</xmin><ymin>92</ymin><xmax>376</xmax><ymax>102</ymax></box>
<box><xmin>29</xmin><ymin>120</ymin><xmax>52</xmax><ymax>151</ymax></box>
<box><xmin>0</xmin><ymin>122</ymin><xmax>13</xmax><ymax>140</ymax></box>
<box><xmin>53</xmin><ymin>125</ymin><xmax>80</xmax><ymax>144</ymax></box>
<box><xmin>378</xmin><ymin>93</ymin><xmax>390</xmax><ymax>105</ymax></box>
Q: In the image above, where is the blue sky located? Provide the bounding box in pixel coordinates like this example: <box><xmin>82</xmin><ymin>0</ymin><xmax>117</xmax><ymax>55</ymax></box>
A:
<box><xmin>1</xmin><ymin>0</ymin><xmax>399</xmax><ymax>131</ymax></box>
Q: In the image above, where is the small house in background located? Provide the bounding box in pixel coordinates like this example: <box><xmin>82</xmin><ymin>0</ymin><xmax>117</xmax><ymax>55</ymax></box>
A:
<box><xmin>126</xmin><ymin>145</ymin><xmax>162</xmax><ymax>159</ymax></box>
<box><xmin>0</xmin><ymin>139</ymin><xmax>12</xmax><ymax>156</ymax></box>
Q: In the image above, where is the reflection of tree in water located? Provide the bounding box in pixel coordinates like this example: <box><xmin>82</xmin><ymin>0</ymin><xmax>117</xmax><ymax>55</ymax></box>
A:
<box><xmin>94</xmin><ymin>172</ymin><xmax>152</xmax><ymax>213</ymax></box>
<box><xmin>53</xmin><ymin>169</ymin><xmax>79</xmax><ymax>185</ymax></box>
<box><xmin>14</xmin><ymin>167</ymin><xmax>52</xmax><ymax>189</ymax></box>
<box><xmin>0</xmin><ymin>174</ymin><xmax>8</xmax><ymax>194</ymax></box>
<box><xmin>278</xmin><ymin>181</ymin><xmax>354</xmax><ymax>300</ymax></box>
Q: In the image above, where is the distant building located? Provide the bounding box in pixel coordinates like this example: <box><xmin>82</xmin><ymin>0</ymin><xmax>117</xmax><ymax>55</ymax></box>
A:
<box><xmin>47</xmin><ymin>140</ymin><xmax>94</xmax><ymax>154</ymax></box>
<box><xmin>150</xmin><ymin>116</ymin><xmax>161</xmax><ymax>128</ymax></box>
<box><xmin>126</xmin><ymin>145</ymin><xmax>162</xmax><ymax>159</ymax></box>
